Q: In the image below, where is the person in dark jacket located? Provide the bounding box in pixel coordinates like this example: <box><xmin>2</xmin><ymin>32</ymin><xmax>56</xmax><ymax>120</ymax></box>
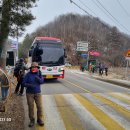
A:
<box><xmin>22</xmin><ymin>62</ymin><xmax>44</xmax><ymax>127</ymax></box>
<box><xmin>104</xmin><ymin>64</ymin><xmax>108</xmax><ymax>76</ymax></box>
<box><xmin>14</xmin><ymin>58</ymin><xmax>28</xmax><ymax>95</ymax></box>
<box><xmin>99</xmin><ymin>63</ymin><xmax>104</xmax><ymax>76</ymax></box>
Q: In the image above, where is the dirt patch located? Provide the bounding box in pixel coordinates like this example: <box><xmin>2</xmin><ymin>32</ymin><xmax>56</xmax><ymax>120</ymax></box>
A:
<box><xmin>0</xmin><ymin>76</ymin><xmax>25</xmax><ymax>130</ymax></box>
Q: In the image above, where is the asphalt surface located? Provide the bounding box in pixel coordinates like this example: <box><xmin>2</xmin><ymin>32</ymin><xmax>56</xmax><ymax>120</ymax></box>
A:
<box><xmin>23</xmin><ymin>69</ymin><xmax>130</xmax><ymax>130</ymax></box>
<box><xmin>94</xmin><ymin>76</ymin><xmax>130</xmax><ymax>89</ymax></box>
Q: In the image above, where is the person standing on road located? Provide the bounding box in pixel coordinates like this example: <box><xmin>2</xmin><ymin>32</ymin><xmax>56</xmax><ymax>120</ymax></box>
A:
<box><xmin>104</xmin><ymin>64</ymin><xmax>108</xmax><ymax>76</ymax></box>
<box><xmin>22</xmin><ymin>62</ymin><xmax>44</xmax><ymax>127</ymax></box>
<box><xmin>99</xmin><ymin>63</ymin><xmax>104</xmax><ymax>76</ymax></box>
<box><xmin>14</xmin><ymin>58</ymin><xmax>28</xmax><ymax>96</ymax></box>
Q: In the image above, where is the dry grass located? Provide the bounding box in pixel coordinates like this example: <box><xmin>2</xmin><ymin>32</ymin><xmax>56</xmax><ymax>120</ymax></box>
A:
<box><xmin>109</xmin><ymin>67</ymin><xmax>130</xmax><ymax>80</ymax></box>
<box><xmin>0</xmin><ymin>73</ymin><xmax>25</xmax><ymax>130</ymax></box>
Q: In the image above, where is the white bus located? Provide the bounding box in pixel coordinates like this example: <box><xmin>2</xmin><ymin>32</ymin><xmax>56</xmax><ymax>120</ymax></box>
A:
<box><xmin>29</xmin><ymin>37</ymin><xmax>66</xmax><ymax>79</ymax></box>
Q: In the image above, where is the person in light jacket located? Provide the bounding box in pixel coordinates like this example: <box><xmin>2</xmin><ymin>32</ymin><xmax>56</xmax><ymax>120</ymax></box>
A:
<box><xmin>22</xmin><ymin>62</ymin><xmax>44</xmax><ymax>127</ymax></box>
<box><xmin>0</xmin><ymin>71</ymin><xmax>9</xmax><ymax>100</ymax></box>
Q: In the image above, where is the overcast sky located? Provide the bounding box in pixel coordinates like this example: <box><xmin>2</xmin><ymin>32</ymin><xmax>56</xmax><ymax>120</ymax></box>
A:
<box><xmin>19</xmin><ymin>0</ymin><xmax>130</xmax><ymax>42</ymax></box>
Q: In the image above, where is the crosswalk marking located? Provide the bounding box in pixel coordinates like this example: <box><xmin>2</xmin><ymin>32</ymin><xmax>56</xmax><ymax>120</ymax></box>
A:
<box><xmin>94</xmin><ymin>93</ymin><xmax>130</xmax><ymax>120</ymax></box>
<box><xmin>97</xmin><ymin>93</ymin><xmax>130</xmax><ymax>111</ymax></box>
<box><xmin>74</xmin><ymin>94</ymin><xmax>124</xmax><ymax>130</ymax></box>
<box><xmin>42</xmin><ymin>95</ymin><xmax>65</xmax><ymax>130</ymax></box>
<box><xmin>54</xmin><ymin>95</ymin><xmax>84</xmax><ymax>130</ymax></box>
<box><xmin>82</xmin><ymin>93</ymin><xmax>130</xmax><ymax>130</ymax></box>
<box><xmin>63</xmin><ymin>94</ymin><xmax>106</xmax><ymax>130</ymax></box>
<box><xmin>109</xmin><ymin>93</ymin><xmax>130</xmax><ymax>104</ymax></box>
<box><xmin>35</xmin><ymin>92</ymin><xmax>130</xmax><ymax>130</ymax></box>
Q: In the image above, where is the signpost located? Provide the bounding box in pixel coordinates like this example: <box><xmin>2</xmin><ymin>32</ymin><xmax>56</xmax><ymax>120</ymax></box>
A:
<box><xmin>76</xmin><ymin>41</ymin><xmax>89</xmax><ymax>69</ymax></box>
<box><xmin>76</xmin><ymin>41</ymin><xmax>89</xmax><ymax>52</ymax></box>
<box><xmin>125</xmin><ymin>50</ymin><xmax>130</xmax><ymax>60</ymax></box>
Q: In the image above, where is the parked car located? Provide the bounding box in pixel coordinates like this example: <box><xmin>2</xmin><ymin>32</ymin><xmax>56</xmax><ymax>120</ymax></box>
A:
<box><xmin>65</xmin><ymin>63</ymin><xmax>72</xmax><ymax>67</ymax></box>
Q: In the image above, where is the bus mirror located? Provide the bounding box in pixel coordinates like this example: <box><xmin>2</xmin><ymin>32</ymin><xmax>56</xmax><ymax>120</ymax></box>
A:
<box><xmin>36</xmin><ymin>49</ymin><xmax>43</xmax><ymax>56</ymax></box>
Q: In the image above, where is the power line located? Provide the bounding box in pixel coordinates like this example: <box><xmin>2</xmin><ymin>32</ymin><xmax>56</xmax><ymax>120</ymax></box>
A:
<box><xmin>116</xmin><ymin>0</ymin><xmax>130</xmax><ymax>19</ymax></box>
<box><xmin>69</xmin><ymin>0</ymin><xmax>130</xmax><ymax>34</ymax></box>
<box><xmin>78</xmin><ymin>0</ymin><xmax>126</xmax><ymax>32</ymax></box>
<box><xmin>78</xmin><ymin>0</ymin><xmax>97</xmax><ymax>16</ymax></box>
<box><xmin>91</xmin><ymin>0</ymin><xmax>119</xmax><ymax>24</ymax></box>
<box><xmin>95</xmin><ymin>0</ymin><xmax>130</xmax><ymax>33</ymax></box>
<box><xmin>69</xmin><ymin>0</ymin><xmax>91</xmax><ymax>16</ymax></box>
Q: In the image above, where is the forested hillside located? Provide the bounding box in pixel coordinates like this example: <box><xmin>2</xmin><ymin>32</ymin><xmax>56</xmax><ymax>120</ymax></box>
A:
<box><xmin>20</xmin><ymin>13</ymin><xmax>130</xmax><ymax>66</ymax></box>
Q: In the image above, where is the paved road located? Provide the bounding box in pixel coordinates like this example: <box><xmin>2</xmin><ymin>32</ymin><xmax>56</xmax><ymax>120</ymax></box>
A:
<box><xmin>26</xmin><ymin>70</ymin><xmax>130</xmax><ymax>130</ymax></box>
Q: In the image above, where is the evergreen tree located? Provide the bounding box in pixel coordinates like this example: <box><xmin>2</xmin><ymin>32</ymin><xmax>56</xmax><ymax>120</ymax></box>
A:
<box><xmin>0</xmin><ymin>0</ymin><xmax>38</xmax><ymax>68</ymax></box>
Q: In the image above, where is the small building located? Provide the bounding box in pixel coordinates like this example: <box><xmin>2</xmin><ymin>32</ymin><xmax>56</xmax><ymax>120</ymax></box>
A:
<box><xmin>6</xmin><ymin>39</ymin><xmax>18</xmax><ymax>67</ymax></box>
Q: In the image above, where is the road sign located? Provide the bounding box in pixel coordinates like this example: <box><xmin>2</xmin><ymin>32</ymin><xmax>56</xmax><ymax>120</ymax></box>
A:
<box><xmin>76</xmin><ymin>41</ymin><xmax>89</xmax><ymax>52</ymax></box>
<box><xmin>81</xmin><ymin>53</ymin><xmax>88</xmax><ymax>58</ymax></box>
<box><xmin>125</xmin><ymin>50</ymin><xmax>130</xmax><ymax>57</ymax></box>
<box><xmin>125</xmin><ymin>49</ymin><xmax>130</xmax><ymax>60</ymax></box>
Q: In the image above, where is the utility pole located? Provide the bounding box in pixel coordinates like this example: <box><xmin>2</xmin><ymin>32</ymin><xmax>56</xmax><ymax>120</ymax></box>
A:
<box><xmin>16</xmin><ymin>25</ymin><xmax>19</xmax><ymax>61</ymax></box>
<box><xmin>16</xmin><ymin>1</ymin><xmax>19</xmax><ymax>61</ymax></box>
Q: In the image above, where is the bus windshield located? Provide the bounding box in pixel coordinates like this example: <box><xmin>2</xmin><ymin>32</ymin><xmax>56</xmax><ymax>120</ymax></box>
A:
<box><xmin>33</xmin><ymin>41</ymin><xmax>65</xmax><ymax>66</ymax></box>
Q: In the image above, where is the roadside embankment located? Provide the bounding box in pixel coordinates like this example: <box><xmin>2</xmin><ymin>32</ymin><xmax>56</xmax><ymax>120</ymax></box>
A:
<box><xmin>0</xmin><ymin>73</ymin><xmax>25</xmax><ymax>130</ymax></box>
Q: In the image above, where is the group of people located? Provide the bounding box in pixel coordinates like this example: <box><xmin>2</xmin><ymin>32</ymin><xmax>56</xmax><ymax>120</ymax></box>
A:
<box><xmin>80</xmin><ymin>62</ymin><xmax>108</xmax><ymax>76</ymax></box>
<box><xmin>13</xmin><ymin>58</ymin><xmax>44</xmax><ymax>127</ymax></box>
<box><xmin>98</xmin><ymin>63</ymin><xmax>108</xmax><ymax>76</ymax></box>
<box><xmin>89</xmin><ymin>63</ymin><xmax>108</xmax><ymax>76</ymax></box>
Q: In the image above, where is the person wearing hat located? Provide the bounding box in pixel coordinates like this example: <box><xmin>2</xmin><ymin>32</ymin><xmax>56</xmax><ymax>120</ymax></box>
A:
<box><xmin>22</xmin><ymin>62</ymin><xmax>44</xmax><ymax>127</ymax></box>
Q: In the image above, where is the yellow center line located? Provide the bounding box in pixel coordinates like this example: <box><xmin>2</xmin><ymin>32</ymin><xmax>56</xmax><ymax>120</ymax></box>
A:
<box><xmin>64</xmin><ymin>79</ymin><xmax>91</xmax><ymax>93</ymax></box>
<box><xmin>74</xmin><ymin>94</ymin><xmax>124</xmax><ymax>130</ymax></box>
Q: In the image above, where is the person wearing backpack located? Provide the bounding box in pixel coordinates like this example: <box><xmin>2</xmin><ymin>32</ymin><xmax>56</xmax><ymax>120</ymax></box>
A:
<box><xmin>14</xmin><ymin>58</ymin><xmax>28</xmax><ymax>95</ymax></box>
<box><xmin>22</xmin><ymin>62</ymin><xmax>44</xmax><ymax>127</ymax></box>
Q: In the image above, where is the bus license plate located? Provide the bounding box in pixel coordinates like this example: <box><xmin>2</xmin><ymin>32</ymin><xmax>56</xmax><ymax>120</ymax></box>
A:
<box><xmin>46</xmin><ymin>75</ymin><xmax>53</xmax><ymax>79</ymax></box>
